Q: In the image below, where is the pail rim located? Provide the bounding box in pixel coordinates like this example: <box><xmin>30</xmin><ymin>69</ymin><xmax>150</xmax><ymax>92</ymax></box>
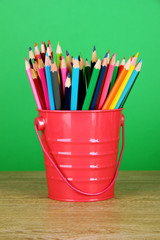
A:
<box><xmin>37</xmin><ymin>108</ymin><xmax>124</xmax><ymax>113</ymax></box>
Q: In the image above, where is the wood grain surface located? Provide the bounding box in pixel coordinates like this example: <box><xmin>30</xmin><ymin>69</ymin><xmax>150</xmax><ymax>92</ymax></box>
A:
<box><xmin>0</xmin><ymin>171</ymin><xmax>160</xmax><ymax>240</ymax></box>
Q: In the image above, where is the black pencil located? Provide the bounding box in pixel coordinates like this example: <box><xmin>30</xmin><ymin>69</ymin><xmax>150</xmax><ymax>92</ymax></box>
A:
<box><xmin>85</xmin><ymin>59</ymin><xmax>91</xmax><ymax>87</ymax></box>
<box><xmin>91</xmin><ymin>45</ymin><xmax>98</xmax><ymax>73</ymax></box>
<box><xmin>50</xmin><ymin>60</ymin><xmax>62</xmax><ymax>110</ymax></box>
<box><xmin>64</xmin><ymin>72</ymin><xmax>71</xmax><ymax>110</ymax></box>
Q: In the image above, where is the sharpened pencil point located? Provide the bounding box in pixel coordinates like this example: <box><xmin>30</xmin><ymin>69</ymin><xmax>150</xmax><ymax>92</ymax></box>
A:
<box><xmin>108</xmin><ymin>49</ymin><xmax>110</xmax><ymax>53</ymax></box>
<box><xmin>139</xmin><ymin>58</ymin><xmax>143</xmax><ymax>63</ymax></box>
<box><xmin>93</xmin><ymin>45</ymin><xmax>96</xmax><ymax>51</ymax></box>
<box><xmin>29</xmin><ymin>47</ymin><xmax>32</xmax><ymax>51</ymax></box>
<box><xmin>104</xmin><ymin>52</ymin><xmax>108</xmax><ymax>58</ymax></box>
<box><xmin>48</xmin><ymin>40</ymin><xmax>50</xmax><ymax>45</ymax></box>
<box><xmin>35</xmin><ymin>43</ymin><xmax>37</xmax><ymax>47</ymax></box>
<box><xmin>135</xmin><ymin>52</ymin><xmax>139</xmax><ymax>58</ymax></box>
<box><xmin>46</xmin><ymin>53</ymin><xmax>49</xmax><ymax>57</ymax></box>
<box><xmin>38</xmin><ymin>55</ymin><xmax>41</xmax><ymax>59</ymax></box>
<box><xmin>41</xmin><ymin>41</ymin><xmax>43</xmax><ymax>44</ymax></box>
<box><xmin>25</xmin><ymin>57</ymin><xmax>27</xmax><ymax>61</ymax></box>
<box><xmin>66</xmin><ymin>50</ymin><xmax>69</xmax><ymax>56</ymax></box>
<box><xmin>75</xmin><ymin>56</ymin><xmax>78</xmax><ymax>60</ymax></box>
<box><xmin>68</xmin><ymin>72</ymin><xmax>70</xmax><ymax>78</ymax></box>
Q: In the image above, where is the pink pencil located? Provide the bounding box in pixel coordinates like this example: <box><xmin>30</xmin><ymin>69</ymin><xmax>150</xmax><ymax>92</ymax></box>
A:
<box><xmin>25</xmin><ymin>58</ymin><xmax>42</xmax><ymax>109</ymax></box>
<box><xmin>38</xmin><ymin>56</ymin><xmax>50</xmax><ymax>110</ymax></box>
<box><xmin>98</xmin><ymin>53</ymin><xmax>116</xmax><ymax>109</ymax></box>
<box><xmin>60</xmin><ymin>56</ymin><xmax>68</xmax><ymax>95</ymax></box>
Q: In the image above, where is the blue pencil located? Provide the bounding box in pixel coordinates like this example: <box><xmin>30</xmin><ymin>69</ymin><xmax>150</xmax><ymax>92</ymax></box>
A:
<box><xmin>70</xmin><ymin>56</ymin><xmax>80</xmax><ymax>110</ymax></box>
<box><xmin>115</xmin><ymin>59</ymin><xmax>142</xmax><ymax>109</ymax></box>
<box><xmin>90</xmin><ymin>52</ymin><xmax>108</xmax><ymax>110</ymax></box>
<box><xmin>45</xmin><ymin>53</ymin><xmax>55</xmax><ymax>110</ymax></box>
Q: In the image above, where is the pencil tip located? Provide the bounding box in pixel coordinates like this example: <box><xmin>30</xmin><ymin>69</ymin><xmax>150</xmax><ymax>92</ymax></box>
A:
<box><xmin>58</xmin><ymin>41</ymin><xmax>60</xmax><ymax>45</ymax></box>
<box><xmin>75</xmin><ymin>56</ymin><xmax>78</xmax><ymax>60</ymax></box>
<box><xmin>41</xmin><ymin>41</ymin><xmax>43</xmax><ymax>44</ymax></box>
<box><xmin>93</xmin><ymin>45</ymin><xmax>96</xmax><ymax>51</ymax></box>
<box><xmin>38</xmin><ymin>55</ymin><xmax>41</xmax><ymax>59</ymax></box>
<box><xmin>29</xmin><ymin>47</ymin><xmax>32</xmax><ymax>51</ymax></box>
<box><xmin>25</xmin><ymin>57</ymin><xmax>27</xmax><ymax>61</ymax></box>
<box><xmin>108</xmin><ymin>49</ymin><xmax>110</xmax><ymax>53</ymax></box>
<box><xmin>104</xmin><ymin>52</ymin><xmax>108</xmax><ymax>58</ymax></box>
<box><xmin>46</xmin><ymin>52</ymin><xmax>49</xmax><ymax>57</ymax></box>
<box><xmin>68</xmin><ymin>72</ymin><xmax>70</xmax><ymax>78</ymax></box>
<box><xmin>139</xmin><ymin>58</ymin><xmax>142</xmax><ymax>63</ymax></box>
<box><xmin>123</xmin><ymin>57</ymin><xmax>125</xmax><ymax>59</ymax></box>
<box><xmin>35</xmin><ymin>43</ymin><xmax>37</xmax><ymax>47</ymax></box>
<box><xmin>66</xmin><ymin>50</ymin><xmax>69</xmax><ymax>56</ymax></box>
<box><xmin>134</xmin><ymin>52</ymin><xmax>139</xmax><ymax>59</ymax></box>
<box><xmin>113</xmin><ymin>53</ymin><xmax>116</xmax><ymax>57</ymax></box>
<box><xmin>48</xmin><ymin>40</ymin><xmax>50</xmax><ymax>45</ymax></box>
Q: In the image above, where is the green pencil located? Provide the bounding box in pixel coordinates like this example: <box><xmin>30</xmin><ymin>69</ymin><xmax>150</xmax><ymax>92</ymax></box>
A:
<box><xmin>56</xmin><ymin>42</ymin><xmax>62</xmax><ymax>68</ymax></box>
<box><xmin>109</xmin><ymin>60</ymin><xmax>120</xmax><ymax>93</ymax></box>
<box><xmin>82</xmin><ymin>59</ymin><xmax>101</xmax><ymax>110</ymax></box>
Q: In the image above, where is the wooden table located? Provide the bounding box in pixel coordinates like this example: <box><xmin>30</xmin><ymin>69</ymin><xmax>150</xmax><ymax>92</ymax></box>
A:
<box><xmin>0</xmin><ymin>171</ymin><xmax>160</xmax><ymax>239</ymax></box>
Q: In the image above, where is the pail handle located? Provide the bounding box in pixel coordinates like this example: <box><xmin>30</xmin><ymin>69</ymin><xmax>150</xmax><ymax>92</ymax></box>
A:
<box><xmin>34</xmin><ymin>115</ymin><xmax>125</xmax><ymax>196</ymax></box>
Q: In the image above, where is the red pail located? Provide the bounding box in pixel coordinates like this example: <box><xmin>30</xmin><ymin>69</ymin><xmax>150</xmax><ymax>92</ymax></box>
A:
<box><xmin>34</xmin><ymin>109</ymin><xmax>125</xmax><ymax>202</ymax></box>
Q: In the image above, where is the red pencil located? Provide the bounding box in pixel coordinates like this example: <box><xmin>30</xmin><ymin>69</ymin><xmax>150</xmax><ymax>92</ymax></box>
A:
<box><xmin>48</xmin><ymin>40</ymin><xmax>53</xmax><ymax>59</ymax></box>
<box><xmin>117</xmin><ymin>57</ymin><xmax>125</xmax><ymax>76</ymax></box>
<box><xmin>31</xmin><ymin>68</ymin><xmax>46</xmax><ymax>109</ymax></box>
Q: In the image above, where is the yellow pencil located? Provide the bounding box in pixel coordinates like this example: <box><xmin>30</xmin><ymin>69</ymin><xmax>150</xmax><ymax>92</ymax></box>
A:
<box><xmin>109</xmin><ymin>52</ymin><xmax>139</xmax><ymax>109</ymax></box>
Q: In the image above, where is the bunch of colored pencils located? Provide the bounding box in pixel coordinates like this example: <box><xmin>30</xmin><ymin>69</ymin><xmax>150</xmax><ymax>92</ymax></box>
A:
<box><xmin>25</xmin><ymin>41</ymin><xmax>142</xmax><ymax>111</ymax></box>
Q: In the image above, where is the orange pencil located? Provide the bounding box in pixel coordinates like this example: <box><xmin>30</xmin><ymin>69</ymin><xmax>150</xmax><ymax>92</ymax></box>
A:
<box><xmin>102</xmin><ymin>58</ymin><xmax>131</xmax><ymax>110</ymax></box>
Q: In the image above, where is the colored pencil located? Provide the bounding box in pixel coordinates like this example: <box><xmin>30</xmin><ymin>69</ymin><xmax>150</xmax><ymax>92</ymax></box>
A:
<box><xmin>29</xmin><ymin>47</ymin><xmax>35</xmax><ymax>68</ymax></box>
<box><xmin>102</xmin><ymin>57</ymin><xmax>131</xmax><ymax>110</ymax></box>
<box><xmin>56</xmin><ymin>42</ymin><xmax>62</xmax><ymax>68</ymax></box>
<box><xmin>45</xmin><ymin>53</ymin><xmax>55</xmax><ymax>110</ymax></box>
<box><xmin>91</xmin><ymin>46</ymin><xmax>98</xmax><ymax>73</ymax></box>
<box><xmin>31</xmin><ymin>68</ymin><xmax>46</xmax><ymax>109</ymax></box>
<box><xmin>25</xmin><ymin>58</ymin><xmax>42</xmax><ymax>109</ymax></box>
<box><xmin>70</xmin><ymin>56</ymin><xmax>80</xmax><ymax>110</ymax></box>
<box><xmin>34</xmin><ymin>43</ymin><xmax>41</xmax><ymax>62</ymax></box>
<box><xmin>50</xmin><ymin>60</ymin><xmax>62</xmax><ymax>110</ymax></box>
<box><xmin>47</xmin><ymin>44</ymin><xmax>51</xmax><ymax>59</ymax></box>
<box><xmin>109</xmin><ymin>59</ymin><xmax>120</xmax><ymax>93</ymax></box>
<box><xmin>40</xmin><ymin>41</ymin><xmax>46</xmax><ymax>63</ymax></box>
<box><xmin>98</xmin><ymin>53</ymin><xmax>116</xmax><ymax>109</ymax></box>
<box><xmin>117</xmin><ymin>57</ymin><xmax>125</xmax><ymax>76</ymax></box>
<box><xmin>109</xmin><ymin>52</ymin><xmax>139</xmax><ymax>109</ymax></box>
<box><xmin>82</xmin><ymin>59</ymin><xmax>101</xmax><ymax>110</ymax></box>
<box><xmin>43</xmin><ymin>41</ymin><xmax>47</xmax><ymax>52</ymax></box>
<box><xmin>66</xmin><ymin>50</ymin><xmax>72</xmax><ymax>78</ymax></box>
<box><xmin>85</xmin><ymin>59</ymin><xmax>91</xmax><ymax>87</ymax></box>
<box><xmin>94</xmin><ymin>52</ymin><xmax>110</xmax><ymax>109</ymax></box>
<box><xmin>78</xmin><ymin>57</ymin><xmax>86</xmax><ymax>110</ymax></box>
<box><xmin>116</xmin><ymin>59</ymin><xmax>142</xmax><ymax>109</ymax></box>
<box><xmin>90</xmin><ymin>52</ymin><xmax>108</xmax><ymax>110</ymax></box>
<box><xmin>60</xmin><ymin>56</ymin><xmax>68</xmax><ymax>95</ymax></box>
<box><xmin>48</xmin><ymin>40</ymin><xmax>53</xmax><ymax>59</ymax></box>
<box><xmin>64</xmin><ymin>72</ymin><xmax>71</xmax><ymax>110</ymax></box>
<box><xmin>38</xmin><ymin>56</ymin><xmax>50</xmax><ymax>110</ymax></box>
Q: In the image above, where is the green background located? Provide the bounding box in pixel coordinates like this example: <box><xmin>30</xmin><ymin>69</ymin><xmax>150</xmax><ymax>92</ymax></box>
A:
<box><xmin>1</xmin><ymin>0</ymin><xmax>160</xmax><ymax>171</ymax></box>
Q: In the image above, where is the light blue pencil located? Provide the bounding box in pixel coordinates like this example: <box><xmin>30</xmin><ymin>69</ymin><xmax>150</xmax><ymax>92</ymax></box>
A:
<box><xmin>45</xmin><ymin>53</ymin><xmax>55</xmax><ymax>110</ymax></box>
<box><xmin>115</xmin><ymin>59</ymin><xmax>142</xmax><ymax>109</ymax></box>
<box><xmin>70</xmin><ymin>56</ymin><xmax>80</xmax><ymax>110</ymax></box>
